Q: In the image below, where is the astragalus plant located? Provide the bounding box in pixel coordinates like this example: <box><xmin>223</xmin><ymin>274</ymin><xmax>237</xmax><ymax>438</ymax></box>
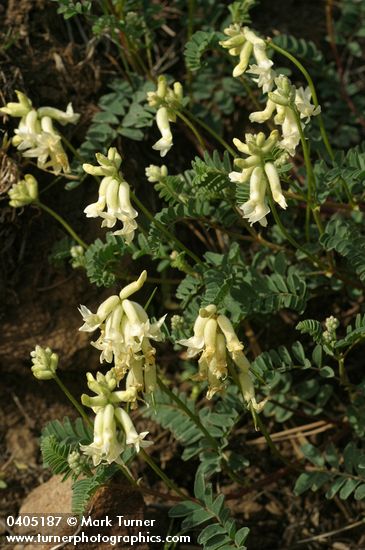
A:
<box><xmin>3</xmin><ymin>0</ymin><xmax>365</xmax><ymax>547</ymax></box>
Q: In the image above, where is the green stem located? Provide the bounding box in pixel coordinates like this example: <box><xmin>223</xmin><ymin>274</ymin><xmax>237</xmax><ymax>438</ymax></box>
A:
<box><xmin>252</xmin><ymin>409</ymin><xmax>298</xmax><ymax>469</ymax></box>
<box><xmin>175</xmin><ymin>110</ymin><xmax>206</xmax><ymax>150</ymax></box>
<box><xmin>268</xmin><ymin>197</ymin><xmax>322</xmax><ymax>267</ymax></box>
<box><xmin>340</xmin><ymin>177</ymin><xmax>357</xmax><ymax>208</ymax></box>
<box><xmin>116</xmin><ymin>463</ymin><xmax>138</xmax><ymax>487</ymax></box>
<box><xmin>140</xmin><ymin>449</ymin><xmax>187</xmax><ymax>499</ymax></box>
<box><xmin>183</xmin><ymin>108</ymin><xmax>236</xmax><ymax>156</ymax></box>
<box><xmin>53</xmin><ymin>374</ymin><xmax>92</xmax><ymax>428</ymax></box>
<box><xmin>157</xmin><ymin>377</ymin><xmax>246</xmax><ymax>486</ymax></box>
<box><xmin>187</xmin><ymin>0</ymin><xmax>195</xmax><ymax>41</ymax></box>
<box><xmin>337</xmin><ymin>354</ymin><xmax>351</xmax><ymax>389</ymax></box>
<box><xmin>292</xmin><ymin>108</ymin><xmax>322</xmax><ymax>240</ymax></box>
<box><xmin>130</xmin><ymin>190</ymin><xmax>203</xmax><ymax>266</ymax></box>
<box><xmin>61</xmin><ymin>135</ymin><xmax>85</xmax><ymax>165</ymax></box>
<box><xmin>157</xmin><ymin>377</ymin><xmax>219</xmax><ymax>450</ymax></box>
<box><xmin>268</xmin><ymin>41</ymin><xmax>335</xmax><ymax>161</ymax></box>
<box><xmin>36</xmin><ymin>201</ymin><xmax>88</xmax><ymax>249</ymax></box>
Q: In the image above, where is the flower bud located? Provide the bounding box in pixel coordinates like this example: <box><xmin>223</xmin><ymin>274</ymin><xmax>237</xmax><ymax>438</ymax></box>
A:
<box><xmin>217</xmin><ymin>315</ymin><xmax>243</xmax><ymax>354</ymax></box>
<box><xmin>0</xmin><ymin>91</ymin><xmax>33</xmax><ymax>117</ymax></box>
<box><xmin>145</xmin><ymin>164</ymin><xmax>168</xmax><ymax>183</ymax></box>
<box><xmin>9</xmin><ymin>174</ymin><xmax>38</xmax><ymax>208</ymax></box>
<box><xmin>119</xmin><ymin>271</ymin><xmax>147</xmax><ymax>300</ymax></box>
<box><xmin>264</xmin><ymin>162</ymin><xmax>287</xmax><ymax>209</ymax></box>
<box><xmin>37</xmin><ymin>103</ymin><xmax>80</xmax><ymax>125</ymax></box>
<box><xmin>30</xmin><ymin>345</ymin><xmax>58</xmax><ymax>380</ymax></box>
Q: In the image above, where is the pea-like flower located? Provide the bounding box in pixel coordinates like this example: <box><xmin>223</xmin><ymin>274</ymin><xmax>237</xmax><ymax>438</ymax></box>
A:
<box><xmin>249</xmin><ymin>76</ymin><xmax>320</xmax><ymax>156</ymax></box>
<box><xmin>229</xmin><ymin>130</ymin><xmax>287</xmax><ymax>226</ymax></box>
<box><xmin>80</xmin><ymin>404</ymin><xmax>125</xmax><ymax>466</ymax></box>
<box><xmin>79</xmin><ymin>271</ymin><xmax>165</xmax><ymax>404</ymax></box>
<box><xmin>114</xmin><ymin>407</ymin><xmax>153</xmax><ymax>453</ymax></box>
<box><xmin>83</xmin><ymin>147</ymin><xmax>138</xmax><ymax>244</ymax></box>
<box><xmin>0</xmin><ymin>90</ymin><xmax>33</xmax><ymax>117</ymax></box>
<box><xmin>147</xmin><ymin>76</ymin><xmax>184</xmax><ymax>157</ymax></box>
<box><xmin>80</xmin><ymin>390</ymin><xmax>153</xmax><ymax>464</ymax></box>
<box><xmin>20</xmin><ymin>116</ymin><xmax>70</xmax><ymax>173</ymax></box>
<box><xmin>9</xmin><ymin>174</ymin><xmax>38</xmax><ymax>208</ymax></box>
<box><xmin>178</xmin><ymin>305</ymin><xmax>263</xmax><ymax>409</ymax></box>
<box><xmin>219</xmin><ymin>25</ymin><xmax>275</xmax><ymax>91</ymax></box>
<box><xmin>1</xmin><ymin>91</ymin><xmax>79</xmax><ymax>174</ymax></box>
<box><xmin>30</xmin><ymin>345</ymin><xmax>58</xmax><ymax>380</ymax></box>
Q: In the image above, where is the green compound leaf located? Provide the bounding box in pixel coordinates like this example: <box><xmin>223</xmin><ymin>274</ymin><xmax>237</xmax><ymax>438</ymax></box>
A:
<box><xmin>184</xmin><ymin>30</ymin><xmax>222</xmax><ymax>71</ymax></box>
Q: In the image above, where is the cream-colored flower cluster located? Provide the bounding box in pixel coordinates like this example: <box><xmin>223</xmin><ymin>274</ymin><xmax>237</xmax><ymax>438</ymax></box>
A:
<box><xmin>79</xmin><ymin>271</ymin><xmax>165</xmax><ymax>407</ymax></box>
<box><xmin>147</xmin><ymin>76</ymin><xmax>184</xmax><ymax>157</ymax></box>
<box><xmin>77</xmin><ymin>271</ymin><xmax>162</xmax><ymax>465</ymax></box>
<box><xmin>8</xmin><ymin>173</ymin><xmax>38</xmax><ymax>208</ymax></box>
<box><xmin>0</xmin><ymin>91</ymin><xmax>79</xmax><ymax>174</ymax></box>
<box><xmin>229</xmin><ymin>130</ymin><xmax>287</xmax><ymax>226</ymax></box>
<box><xmin>80</xmin><ymin>371</ymin><xmax>153</xmax><ymax>466</ymax></box>
<box><xmin>30</xmin><ymin>345</ymin><xmax>58</xmax><ymax>380</ymax></box>
<box><xmin>145</xmin><ymin>164</ymin><xmax>168</xmax><ymax>183</ymax></box>
<box><xmin>83</xmin><ymin>147</ymin><xmax>138</xmax><ymax>244</ymax></box>
<box><xmin>221</xmin><ymin>27</ymin><xmax>321</xmax><ymax>225</ymax></box>
<box><xmin>178</xmin><ymin>304</ymin><xmax>264</xmax><ymax>410</ymax></box>
<box><xmin>250</xmin><ymin>75</ymin><xmax>321</xmax><ymax>156</ymax></box>
<box><xmin>219</xmin><ymin>25</ymin><xmax>275</xmax><ymax>91</ymax></box>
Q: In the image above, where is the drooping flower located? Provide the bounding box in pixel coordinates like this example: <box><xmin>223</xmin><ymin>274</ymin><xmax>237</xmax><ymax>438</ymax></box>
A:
<box><xmin>80</xmin><ymin>404</ymin><xmax>125</xmax><ymax>466</ymax></box>
<box><xmin>83</xmin><ymin>147</ymin><xmax>138</xmax><ymax>244</ymax></box>
<box><xmin>249</xmin><ymin>76</ymin><xmax>320</xmax><ymax>156</ymax></box>
<box><xmin>79</xmin><ymin>271</ymin><xmax>165</xmax><ymax>402</ymax></box>
<box><xmin>20</xmin><ymin>116</ymin><xmax>70</xmax><ymax>173</ymax></box>
<box><xmin>147</xmin><ymin>76</ymin><xmax>184</xmax><ymax>157</ymax></box>
<box><xmin>295</xmin><ymin>86</ymin><xmax>321</xmax><ymax>122</ymax></box>
<box><xmin>80</xmin><ymin>379</ymin><xmax>153</xmax><ymax>464</ymax></box>
<box><xmin>1</xmin><ymin>92</ymin><xmax>79</xmax><ymax>174</ymax></box>
<box><xmin>114</xmin><ymin>407</ymin><xmax>153</xmax><ymax>453</ymax></box>
<box><xmin>230</xmin><ymin>130</ymin><xmax>287</xmax><ymax>226</ymax></box>
<box><xmin>219</xmin><ymin>25</ymin><xmax>275</xmax><ymax>90</ymax></box>
<box><xmin>178</xmin><ymin>305</ymin><xmax>263</xmax><ymax>409</ymax></box>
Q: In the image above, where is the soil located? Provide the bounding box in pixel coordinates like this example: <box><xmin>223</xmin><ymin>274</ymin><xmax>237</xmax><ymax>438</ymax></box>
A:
<box><xmin>1</xmin><ymin>1</ymin><xmax>365</xmax><ymax>550</ymax></box>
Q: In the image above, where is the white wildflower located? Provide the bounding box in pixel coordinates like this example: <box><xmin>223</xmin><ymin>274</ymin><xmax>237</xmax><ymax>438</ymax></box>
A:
<box><xmin>114</xmin><ymin>407</ymin><xmax>153</xmax><ymax>453</ymax></box>
<box><xmin>2</xmin><ymin>92</ymin><xmax>79</xmax><ymax>174</ymax></box>
<box><xmin>80</xmin><ymin>404</ymin><xmax>124</xmax><ymax>466</ymax></box>
<box><xmin>178</xmin><ymin>305</ymin><xmax>262</xmax><ymax>406</ymax></box>
<box><xmin>295</xmin><ymin>86</ymin><xmax>321</xmax><ymax>122</ymax></box>
<box><xmin>230</xmin><ymin>130</ymin><xmax>287</xmax><ymax>226</ymax></box>
<box><xmin>83</xmin><ymin>147</ymin><xmax>138</xmax><ymax>243</ymax></box>
<box><xmin>220</xmin><ymin>26</ymin><xmax>275</xmax><ymax>91</ymax></box>
<box><xmin>79</xmin><ymin>272</ymin><xmax>164</xmax><ymax>400</ymax></box>
<box><xmin>147</xmin><ymin>76</ymin><xmax>184</xmax><ymax>157</ymax></box>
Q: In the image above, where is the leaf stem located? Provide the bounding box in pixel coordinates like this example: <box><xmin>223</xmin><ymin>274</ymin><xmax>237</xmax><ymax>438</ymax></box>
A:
<box><xmin>157</xmin><ymin>377</ymin><xmax>218</xmax><ymax>450</ymax></box>
<box><xmin>36</xmin><ymin>201</ymin><xmax>88</xmax><ymax>249</ymax></box>
<box><xmin>130</xmin><ymin>190</ymin><xmax>203</xmax><ymax>266</ymax></box>
<box><xmin>268</xmin><ymin>41</ymin><xmax>335</xmax><ymax>161</ymax></box>
<box><xmin>175</xmin><ymin>110</ymin><xmax>206</xmax><ymax>150</ymax></box>
<box><xmin>182</xmin><ymin>108</ymin><xmax>236</xmax><ymax>156</ymax></box>
<box><xmin>140</xmin><ymin>449</ymin><xmax>187</xmax><ymax>499</ymax></box>
<box><xmin>53</xmin><ymin>374</ymin><xmax>92</xmax><ymax>428</ymax></box>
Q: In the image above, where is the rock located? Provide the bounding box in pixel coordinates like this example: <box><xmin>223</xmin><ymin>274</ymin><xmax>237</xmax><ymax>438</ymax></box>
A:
<box><xmin>14</xmin><ymin>474</ymin><xmax>148</xmax><ymax>550</ymax></box>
